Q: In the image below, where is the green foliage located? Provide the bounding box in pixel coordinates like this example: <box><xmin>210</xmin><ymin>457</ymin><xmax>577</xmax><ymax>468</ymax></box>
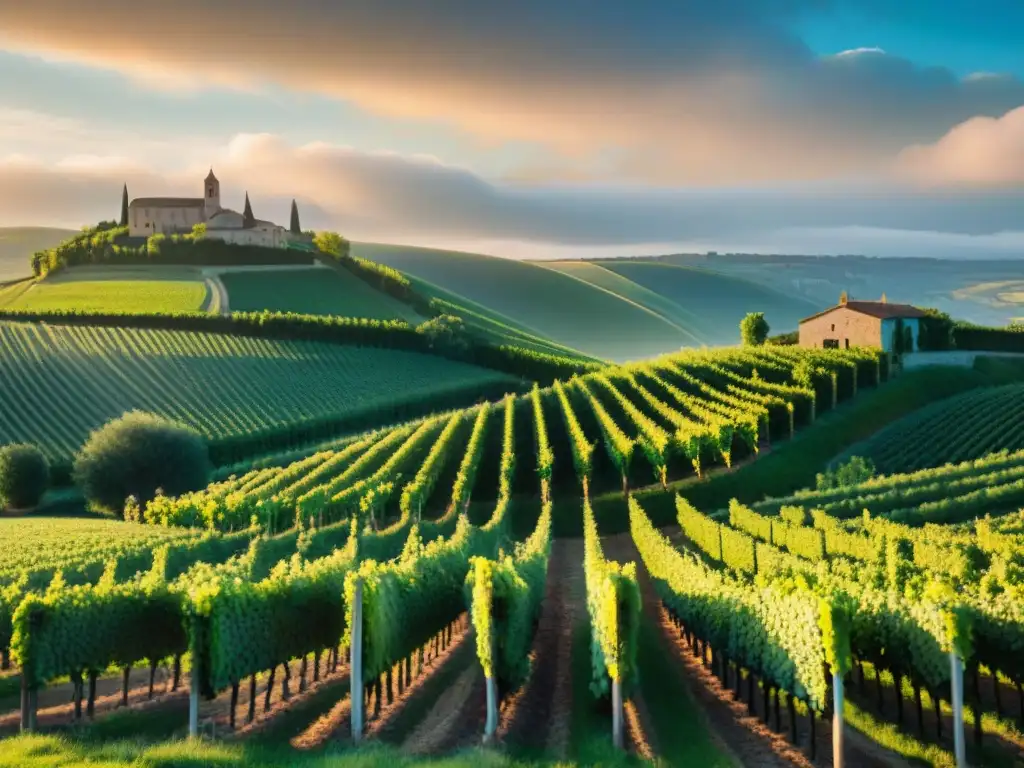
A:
<box><xmin>73</xmin><ymin>412</ymin><xmax>211</xmax><ymax>517</ymax></box>
<box><xmin>583</xmin><ymin>499</ymin><xmax>640</xmax><ymax>698</ymax></box>
<box><xmin>417</xmin><ymin>314</ymin><xmax>470</xmax><ymax>355</ymax></box>
<box><xmin>816</xmin><ymin>456</ymin><xmax>876</xmax><ymax>490</ymax></box>
<box><xmin>0</xmin><ymin>444</ymin><xmax>49</xmax><ymax>509</ymax></box>
<box><xmin>12</xmin><ymin>574</ymin><xmax>187</xmax><ymax>689</ymax></box>
<box><xmin>531</xmin><ymin>385</ymin><xmax>555</xmax><ymax>485</ymax></box>
<box><xmin>448</xmin><ymin>403</ymin><xmax>491</xmax><ymax>515</ymax></box>
<box><xmin>465</xmin><ymin>502</ymin><xmax>551</xmax><ymax>694</ymax></box>
<box><xmin>740</xmin><ymin>312</ymin><xmax>770</xmax><ymax>346</ymax></box>
<box><xmin>719</xmin><ymin>524</ymin><xmax>757</xmax><ymax>574</ymax></box>
<box><xmin>629</xmin><ymin>497</ymin><xmax>833</xmax><ymax>710</ymax></box>
<box><xmin>289</xmin><ymin>200</ymin><xmax>301</xmax><ymax>234</ymax></box>
<box><xmin>554</xmin><ymin>380</ymin><xmax>594</xmax><ymax>491</ymax></box>
<box><xmin>676</xmin><ymin>496</ymin><xmax>722</xmax><ymax>561</ymax></box>
<box><xmin>728</xmin><ymin>499</ymin><xmax>772</xmax><ymax>542</ymax></box>
<box><xmin>400</xmin><ymin>411</ymin><xmax>464</xmax><ymax>520</ymax></box>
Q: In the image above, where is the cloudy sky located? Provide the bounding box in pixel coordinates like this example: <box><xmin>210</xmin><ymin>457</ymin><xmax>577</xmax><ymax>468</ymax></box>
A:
<box><xmin>1</xmin><ymin>1</ymin><xmax>1022</xmax><ymax>259</ymax></box>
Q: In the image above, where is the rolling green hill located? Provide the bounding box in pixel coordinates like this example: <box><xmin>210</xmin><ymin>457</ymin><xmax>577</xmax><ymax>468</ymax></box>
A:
<box><xmin>599</xmin><ymin>260</ymin><xmax>819</xmax><ymax>344</ymax></box>
<box><xmin>220</xmin><ymin>266</ymin><xmax>423</xmax><ymax>321</ymax></box>
<box><xmin>355</xmin><ymin>243</ymin><xmax>821</xmax><ymax>361</ymax></box>
<box><xmin>0</xmin><ymin>227</ymin><xmax>77</xmax><ymax>282</ymax></box>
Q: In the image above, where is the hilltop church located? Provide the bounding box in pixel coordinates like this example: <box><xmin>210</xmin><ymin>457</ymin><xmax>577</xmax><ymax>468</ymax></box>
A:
<box><xmin>127</xmin><ymin>170</ymin><xmax>293</xmax><ymax>249</ymax></box>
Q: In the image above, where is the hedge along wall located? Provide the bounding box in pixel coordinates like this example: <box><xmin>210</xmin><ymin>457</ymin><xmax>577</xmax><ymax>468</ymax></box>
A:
<box><xmin>953</xmin><ymin>325</ymin><xmax>1024</xmax><ymax>353</ymax></box>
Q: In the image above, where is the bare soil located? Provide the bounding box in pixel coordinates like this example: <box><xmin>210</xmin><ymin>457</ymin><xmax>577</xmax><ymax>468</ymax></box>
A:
<box><xmin>498</xmin><ymin>537</ymin><xmax>584</xmax><ymax>760</ymax></box>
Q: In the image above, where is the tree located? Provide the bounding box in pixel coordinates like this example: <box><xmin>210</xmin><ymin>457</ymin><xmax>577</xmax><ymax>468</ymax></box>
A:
<box><xmin>740</xmin><ymin>312</ymin><xmax>770</xmax><ymax>346</ymax></box>
<box><xmin>917</xmin><ymin>308</ymin><xmax>954</xmax><ymax>351</ymax></box>
<box><xmin>312</xmin><ymin>230</ymin><xmax>351</xmax><ymax>260</ymax></box>
<box><xmin>119</xmin><ymin>184</ymin><xmax>129</xmax><ymax>227</ymax></box>
<box><xmin>290</xmin><ymin>199</ymin><xmax>301</xmax><ymax>234</ymax></box>
<box><xmin>416</xmin><ymin>315</ymin><xmax>470</xmax><ymax>354</ymax></box>
<box><xmin>242</xmin><ymin>192</ymin><xmax>255</xmax><ymax>227</ymax></box>
<box><xmin>0</xmin><ymin>445</ymin><xmax>49</xmax><ymax>511</ymax></box>
<box><xmin>816</xmin><ymin>456</ymin><xmax>875</xmax><ymax>490</ymax></box>
<box><xmin>73</xmin><ymin>412</ymin><xmax>210</xmax><ymax>517</ymax></box>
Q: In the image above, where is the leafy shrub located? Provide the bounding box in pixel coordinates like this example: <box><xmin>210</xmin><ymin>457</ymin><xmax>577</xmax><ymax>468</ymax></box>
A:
<box><xmin>740</xmin><ymin>312</ymin><xmax>770</xmax><ymax>346</ymax></box>
<box><xmin>816</xmin><ymin>456</ymin><xmax>875</xmax><ymax>491</ymax></box>
<box><xmin>73</xmin><ymin>412</ymin><xmax>211</xmax><ymax>517</ymax></box>
<box><xmin>0</xmin><ymin>444</ymin><xmax>50</xmax><ymax>510</ymax></box>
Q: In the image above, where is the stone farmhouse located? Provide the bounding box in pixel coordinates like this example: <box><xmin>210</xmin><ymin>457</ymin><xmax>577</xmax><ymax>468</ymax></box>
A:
<box><xmin>798</xmin><ymin>297</ymin><xmax>926</xmax><ymax>356</ymax></box>
<box><xmin>127</xmin><ymin>170</ymin><xmax>293</xmax><ymax>249</ymax></box>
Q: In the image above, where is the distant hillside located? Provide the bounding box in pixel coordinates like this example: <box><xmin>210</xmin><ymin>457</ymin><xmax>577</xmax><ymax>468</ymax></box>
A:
<box><xmin>0</xmin><ymin>227</ymin><xmax>76</xmax><ymax>281</ymax></box>
<box><xmin>657</xmin><ymin>252</ymin><xmax>1024</xmax><ymax>327</ymax></box>
<box><xmin>355</xmin><ymin>242</ymin><xmax>820</xmax><ymax>361</ymax></box>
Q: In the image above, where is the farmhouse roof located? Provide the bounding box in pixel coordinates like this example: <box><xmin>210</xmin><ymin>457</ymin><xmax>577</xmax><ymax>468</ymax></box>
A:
<box><xmin>800</xmin><ymin>300</ymin><xmax>927</xmax><ymax>324</ymax></box>
<box><xmin>129</xmin><ymin>197</ymin><xmax>204</xmax><ymax>208</ymax></box>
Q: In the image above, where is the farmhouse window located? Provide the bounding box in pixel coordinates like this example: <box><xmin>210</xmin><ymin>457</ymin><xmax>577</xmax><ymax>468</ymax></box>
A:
<box><xmin>823</xmin><ymin>339</ymin><xmax>839</xmax><ymax>349</ymax></box>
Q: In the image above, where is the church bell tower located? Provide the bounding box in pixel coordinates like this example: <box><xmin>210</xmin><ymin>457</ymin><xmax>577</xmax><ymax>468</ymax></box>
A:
<box><xmin>204</xmin><ymin>168</ymin><xmax>221</xmax><ymax>218</ymax></box>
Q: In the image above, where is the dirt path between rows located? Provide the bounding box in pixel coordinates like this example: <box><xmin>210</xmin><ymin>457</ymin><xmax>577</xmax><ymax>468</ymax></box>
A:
<box><xmin>498</xmin><ymin>537</ymin><xmax>584</xmax><ymax>760</ymax></box>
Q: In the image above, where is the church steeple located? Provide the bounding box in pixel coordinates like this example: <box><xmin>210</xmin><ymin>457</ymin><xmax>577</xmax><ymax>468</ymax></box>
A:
<box><xmin>242</xmin><ymin>192</ymin><xmax>255</xmax><ymax>228</ymax></box>
<box><xmin>204</xmin><ymin>168</ymin><xmax>221</xmax><ymax>217</ymax></box>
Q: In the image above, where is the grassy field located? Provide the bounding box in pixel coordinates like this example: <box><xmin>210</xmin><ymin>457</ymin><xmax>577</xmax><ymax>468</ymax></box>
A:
<box><xmin>0</xmin><ymin>321</ymin><xmax>518</xmax><ymax>468</ymax></box>
<box><xmin>0</xmin><ymin>227</ymin><xmax>76</xmax><ymax>282</ymax></box>
<box><xmin>355</xmin><ymin>243</ymin><xmax>821</xmax><ymax>361</ymax></box>
<box><xmin>220</xmin><ymin>266</ymin><xmax>422</xmax><ymax>322</ymax></box>
<box><xmin>0</xmin><ymin>278</ymin><xmax>210</xmax><ymax>313</ymax></box>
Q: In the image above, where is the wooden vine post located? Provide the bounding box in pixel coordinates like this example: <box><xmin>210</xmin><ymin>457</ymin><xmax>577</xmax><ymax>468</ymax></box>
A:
<box><xmin>350</xmin><ymin>577</ymin><xmax>365</xmax><ymax>743</ymax></box>
<box><xmin>832</xmin><ymin>671</ymin><xmax>845</xmax><ymax>768</ymax></box>
<box><xmin>484</xmin><ymin>631</ymin><xmax>498</xmax><ymax>743</ymax></box>
<box><xmin>950</xmin><ymin>651</ymin><xmax>966</xmax><ymax>768</ymax></box>
<box><xmin>612</xmin><ymin>674</ymin><xmax>624</xmax><ymax>750</ymax></box>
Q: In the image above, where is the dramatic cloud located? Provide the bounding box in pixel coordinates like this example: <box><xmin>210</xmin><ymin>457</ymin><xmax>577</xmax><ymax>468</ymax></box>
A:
<box><xmin>1</xmin><ymin>2</ymin><xmax>1023</xmax><ymax>183</ymax></box>
<box><xmin>896</xmin><ymin>106</ymin><xmax>1024</xmax><ymax>186</ymax></box>
<box><xmin>3</xmin><ymin>132</ymin><xmax>1023</xmax><ymax>260</ymax></box>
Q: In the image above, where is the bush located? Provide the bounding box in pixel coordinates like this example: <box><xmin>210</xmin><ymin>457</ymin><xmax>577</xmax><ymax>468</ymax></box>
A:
<box><xmin>816</xmin><ymin>456</ymin><xmax>875</xmax><ymax>491</ymax></box>
<box><xmin>73</xmin><ymin>412</ymin><xmax>211</xmax><ymax>517</ymax></box>
<box><xmin>0</xmin><ymin>445</ymin><xmax>50</xmax><ymax>510</ymax></box>
<box><xmin>740</xmin><ymin>312</ymin><xmax>770</xmax><ymax>346</ymax></box>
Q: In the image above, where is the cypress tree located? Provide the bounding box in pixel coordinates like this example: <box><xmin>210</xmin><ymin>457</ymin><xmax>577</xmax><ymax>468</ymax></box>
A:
<box><xmin>119</xmin><ymin>184</ymin><xmax>129</xmax><ymax>227</ymax></box>
<box><xmin>290</xmin><ymin>199</ymin><xmax>301</xmax><ymax>233</ymax></box>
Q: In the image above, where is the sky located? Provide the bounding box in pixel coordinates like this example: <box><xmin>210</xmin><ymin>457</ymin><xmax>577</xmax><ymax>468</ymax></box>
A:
<box><xmin>0</xmin><ymin>1</ymin><xmax>1023</xmax><ymax>259</ymax></box>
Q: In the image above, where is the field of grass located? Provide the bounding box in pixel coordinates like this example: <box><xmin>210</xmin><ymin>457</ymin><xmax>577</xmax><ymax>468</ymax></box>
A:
<box><xmin>355</xmin><ymin>243</ymin><xmax>822</xmax><ymax>361</ymax></box>
<box><xmin>834</xmin><ymin>383</ymin><xmax>1024</xmax><ymax>474</ymax></box>
<box><xmin>0</xmin><ymin>320</ymin><xmax>518</xmax><ymax>468</ymax></box>
<box><xmin>0</xmin><ymin>278</ymin><xmax>210</xmax><ymax>313</ymax></box>
<box><xmin>0</xmin><ymin>227</ymin><xmax>76</xmax><ymax>282</ymax></box>
<box><xmin>220</xmin><ymin>266</ymin><xmax>422</xmax><ymax>322</ymax></box>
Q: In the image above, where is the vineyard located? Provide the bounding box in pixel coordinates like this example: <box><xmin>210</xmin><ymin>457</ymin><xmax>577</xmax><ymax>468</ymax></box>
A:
<box><xmin>0</xmin><ymin>321</ymin><xmax>517</xmax><ymax>470</ymax></box>
<box><xmin>835</xmin><ymin>384</ymin><xmax>1024</xmax><ymax>474</ymax></box>
<box><xmin>6</xmin><ymin>340</ymin><xmax>1024</xmax><ymax>767</ymax></box>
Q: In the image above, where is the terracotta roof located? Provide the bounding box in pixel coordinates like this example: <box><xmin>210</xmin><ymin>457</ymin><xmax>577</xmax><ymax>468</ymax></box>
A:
<box><xmin>129</xmin><ymin>197</ymin><xmax>204</xmax><ymax>208</ymax></box>
<box><xmin>800</xmin><ymin>300</ymin><xmax>927</xmax><ymax>324</ymax></box>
